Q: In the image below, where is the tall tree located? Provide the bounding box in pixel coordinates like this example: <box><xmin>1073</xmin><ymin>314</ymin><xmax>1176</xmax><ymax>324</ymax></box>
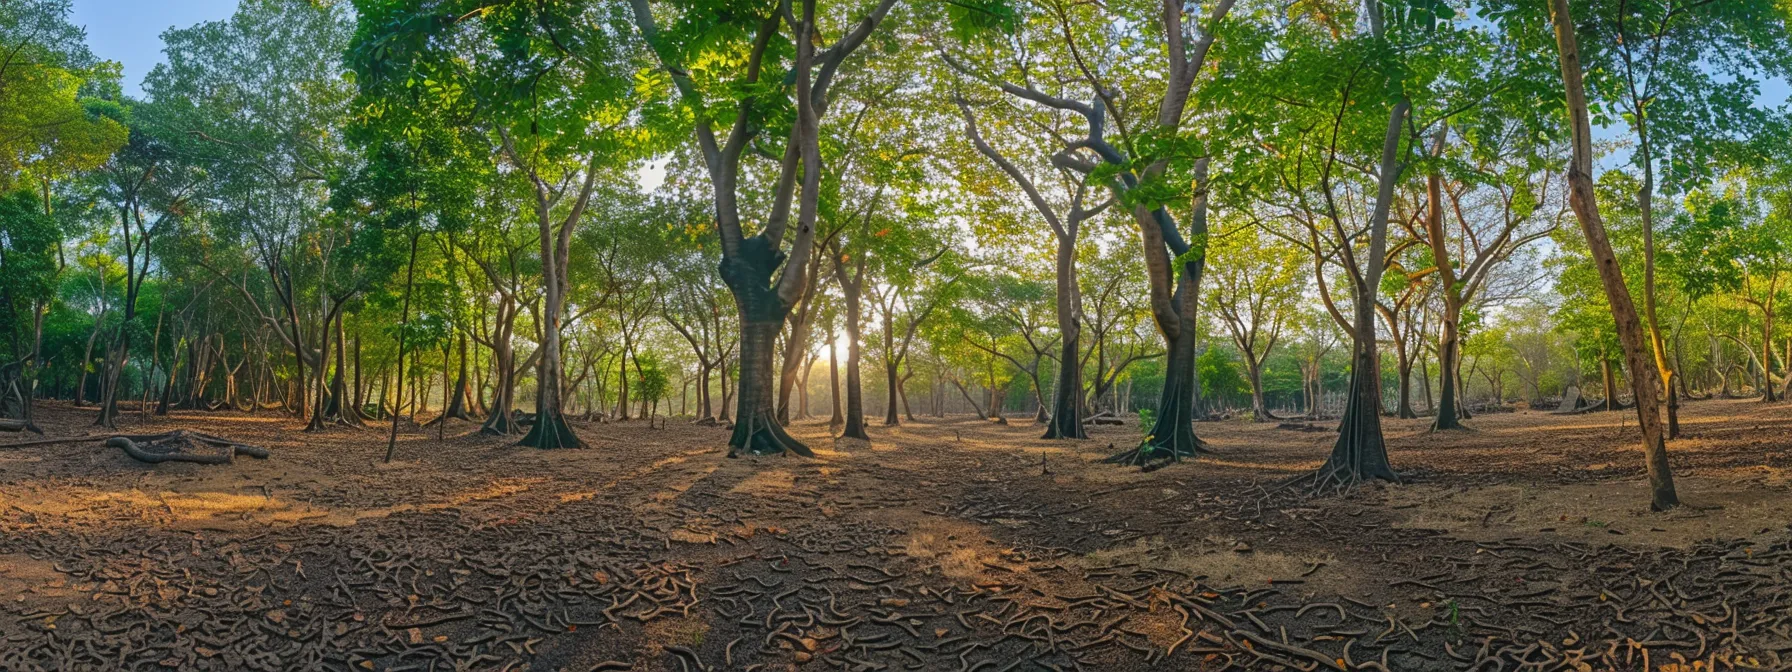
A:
<box><xmin>631</xmin><ymin>0</ymin><xmax>900</xmax><ymax>457</ymax></box>
<box><xmin>1206</xmin><ymin>224</ymin><xmax>1306</xmax><ymax>422</ymax></box>
<box><xmin>1545</xmin><ymin>0</ymin><xmax>1680</xmax><ymax>510</ymax></box>
<box><xmin>946</xmin><ymin>0</ymin><xmax>1239</xmax><ymax>465</ymax></box>
<box><xmin>956</xmin><ymin>96</ymin><xmax>1110</xmax><ymax>438</ymax></box>
<box><xmin>352</xmin><ymin>0</ymin><xmax>647</xmax><ymax>448</ymax></box>
<box><xmin>1576</xmin><ymin>0</ymin><xmax>1792</xmax><ymax>434</ymax></box>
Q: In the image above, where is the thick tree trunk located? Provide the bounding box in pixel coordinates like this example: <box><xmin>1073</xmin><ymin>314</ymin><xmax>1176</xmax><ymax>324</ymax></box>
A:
<box><xmin>728</xmin><ymin>317</ymin><xmax>812</xmax><ymax>455</ymax></box>
<box><xmin>1435</xmin><ymin>318</ymin><xmax>1463</xmax><ymax>430</ymax></box>
<box><xmin>883</xmin><ymin>359</ymin><xmax>901</xmax><ymax>426</ymax></box>
<box><xmin>1108</xmin><ymin>270</ymin><xmax>1203</xmax><ymax>467</ymax></box>
<box><xmin>1043</xmin><ymin>328</ymin><xmax>1086</xmax><ymax>438</ymax></box>
<box><xmin>722</xmin><ymin>243</ymin><xmax>814</xmax><ymax>457</ymax></box>
<box><xmin>1317</xmin><ymin>332</ymin><xmax>1397</xmax><ymax>487</ymax></box>
<box><xmin>1552</xmin><ymin>0</ymin><xmax>1679</xmax><ymax>510</ymax></box>
<box><xmin>838</xmin><ymin>263</ymin><xmax>869</xmax><ymax>441</ymax></box>
<box><xmin>521</xmin><ymin>242</ymin><xmax>582</xmax><ymax>450</ymax></box>
<box><xmin>1044</xmin><ymin>236</ymin><xmax>1086</xmax><ymax>439</ymax></box>
<box><xmin>1109</xmin><ymin>154</ymin><xmax>1212</xmax><ymax>466</ymax></box>
<box><xmin>1306</xmin><ymin>97</ymin><xmax>1409</xmax><ymax>489</ymax></box>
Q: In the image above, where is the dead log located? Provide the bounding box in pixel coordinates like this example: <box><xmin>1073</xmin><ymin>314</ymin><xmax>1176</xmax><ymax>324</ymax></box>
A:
<box><xmin>107</xmin><ymin>430</ymin><xmax>269</xmax><ymax>464</ymax></box>
<box><xmin>1</xmin><ymin>430</ymin><xmax>268</xmax><ymax>464</ymax></box>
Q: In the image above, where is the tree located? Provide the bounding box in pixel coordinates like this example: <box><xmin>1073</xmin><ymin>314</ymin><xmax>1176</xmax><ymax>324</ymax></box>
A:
<box><xmin>1575</xmin><ymin>0</ymin><xmax>1792</xmax><ymax>436</ymax></box>
<box><xmin>956</xmin><ymin>95</ymin><xmax>1110</xmax><ymax>438</ymax></box>
<box><xmin>352</xmin><ymin>0</ymin><xmax>651</xmax><ymax>449</ymax></box>
<box><xmin>154</xmin><ymin>0</ymin><xmax>363</xmax><ymax>430</ymax></box>
<box><xmin>1206</xmin><ymin>224</ymin><xmax>1305</xmax><ymax>421</ymax></box>
<box><xmin>630</xmin><ymin>0</ymin><xmax>900</xmax><ymax>457</ymax></box>
<box><xmin>945</xmin><ymin>0</ymin><xmax>1240</xmax><ymax>466</ymax></box>
<box><xmin>1544</xmin><ymin>0</ymin><xmax>1680</xmax><ymax>510</ymax></box>
<box><xmin>1416</xmin><ymin>111</ymin><xmax>1563</xmax><ymax>429</ymax></box>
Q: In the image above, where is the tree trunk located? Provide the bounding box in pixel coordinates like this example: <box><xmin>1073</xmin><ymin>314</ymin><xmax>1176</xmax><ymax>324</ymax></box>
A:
<box><xmin>1600</xmin><ymin>358</ymin><xmax>1620</xmax><ymax>412</ymax></box>
<box><xmin>384</xmin><ymin>233</ymin><xmax>421</xmax><ymax>463</ymax></box>
<box><xmin>777</xmin><ymin>286</ymin><xmax>815</xmax><ymax>425</ymax></box>
<box><xmin>722</xmin><ymin>242</ymin><xmax>814</xmax><ymax>456</ymax></box>
<box><xmin>838</xmin><ymin>262</ymin><xmax>869</xmax><ymax>441</ymax></box>
<box><xmin>1419</xmin><ymin>355</ymin><xmax>1434</xmax><ymax>413</ymax></box>
<box><xmin>1551</xmin><ymin>0</ymin><xmax>1679</xmax><ymax>510</ymax></box>
<box><xmin>353</xmin><ymin>335</ymin><xmax>364</xmax><ymax>414</ymax></box>
<box><xmin>1246</xmin><ymin>358</ymin><xmax>1272</xmax><ymax>422</ymax></box>
<box><xmin>1434</xmin><ymin>304</ymin><xmax>1464</xmax><ymax>429</ymax></box>
<box><xmin>436</xmin><ymin>333</ymin><xmax>475</xmax><ymax>423</ymax></box>
<box><xmin>480</xmin><ymin>299</ymin><xmax>520</xmax><ymax>435</ymax></box>
<box><xmin>1308</xmin><ymin>97</ymin><xmax>1409</xmax><ymax>489</ymax></box>
<box><xmin>617</xmin><ymin>332</ymin><xmax>632</xmax><ymax>420</ymax></box>
<box><xmin>520</xmin><ymin>271</ymin><xmax>582</xmax><ymax>449</ymax></box>
<box><xmin>1044</xmin><ymin>236</ymin><xmax>1086</xmax><ymax>438</ymax></box>
<box><xmin>1395</xmin><ymin>350</ymin><xmax>1417</xmax><ymax>419</ymax></box>
<box><xmin>728</xmin><ymin>315</ymin><xmax>812</xmax><ymax>455</ymax></box>
<box><xmin>1115</xmin><ymin>270</ymin><xmax>1203</xmax><ymax>464</ymax></box>
<box><xmin>828</xmin><ymin>334</ymin><xmax>842</xmax><ymax>425</ymax></box>
<box><xmin>950</xmin><ymin>378</ymin><xmax>988</xmax><ymax>420</ymax></box>
<box><xmin>883</xmin><ymin>358</ymin><xmax>901</xmax><ymax>426</ymax></box>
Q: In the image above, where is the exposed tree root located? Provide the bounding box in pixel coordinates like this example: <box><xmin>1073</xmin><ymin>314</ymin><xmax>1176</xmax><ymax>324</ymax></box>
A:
<box><xmin>1102</xmin><ymin>435</ymin><xmax>1208</xmax><ymax>472</ymax></box>
<box><xmin>518</xmin><ymin>410</ymin><xmax>584</xmax><ymax>449</ymax></box>
<box><xmin>1285</xmin><ymin>458</ymin><xmax>1401</xmax><ymax>498</ymax></box>
<box><xmin>727</xmin><ymin>411</ymin><xmax>814</xmax><ymax>458</ymax></box>
<box><xmin>106</xmin><ymin>430</ymin><xmax>270</xmax><ymax>465</ymax></box>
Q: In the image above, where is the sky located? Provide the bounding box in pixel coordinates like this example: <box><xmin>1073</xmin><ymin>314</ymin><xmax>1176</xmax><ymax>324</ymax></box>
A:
<box><xmin>71</xmin><ymin>0</ymin><xmax>239</xmax><ymax>98</ymax></box>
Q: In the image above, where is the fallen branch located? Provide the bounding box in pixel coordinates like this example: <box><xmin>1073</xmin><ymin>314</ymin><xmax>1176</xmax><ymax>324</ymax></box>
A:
<box><xmin>0</xmin><ymin>429</ymin><xmax>269</xmax><ymax>464</ymax></box>
<box><xmin>107</xmin><ymin>430</ymin><xmax>270</xmax><ymax>464</ymax></box>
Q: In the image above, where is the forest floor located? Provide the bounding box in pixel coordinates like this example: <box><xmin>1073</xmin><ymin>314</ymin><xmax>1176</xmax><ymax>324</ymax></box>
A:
<box><xmin>3</xmin><ymin>399</ymin><xmax>1792</xmax><ymax>671</ymax></box>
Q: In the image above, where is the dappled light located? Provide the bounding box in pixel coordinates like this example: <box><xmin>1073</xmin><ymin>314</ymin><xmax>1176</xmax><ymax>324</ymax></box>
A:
<box><xmin>8</xmin><ymin>0</ymin><xmax>1792</xmax><ymax>670</ymax></box>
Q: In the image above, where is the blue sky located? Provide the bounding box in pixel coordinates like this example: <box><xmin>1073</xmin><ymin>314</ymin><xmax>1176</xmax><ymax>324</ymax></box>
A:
<box><xmin>71</xmin><ymin>0</ymin><xmax>239</xmax><ymax>97</ymax></box>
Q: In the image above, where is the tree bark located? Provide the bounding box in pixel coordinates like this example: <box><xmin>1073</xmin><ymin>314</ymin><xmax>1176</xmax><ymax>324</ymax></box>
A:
<box><xmin>517</xmin><ymin>156</ymin><xmax>590</xmax><ymax>450</ymax></box>
<box><xmin>1044</xmin><ymin>234</ymin><xmax>1087</xmax><ymax>439</ymax></box>
<box><xmin>1551</xmin><ymin>0</ymin><xmax>1679</xmax><ymax>510</ymax></box>
<box><xmin>828</xmin><ymin>333</ymin><xmax>842</xmax><ymax>425</ymax></box>
<box><xmin>1309</xmin><ymin>97</ymin><xmax>1409</xmax><ymax>489</ymax></box>
<box><xmin>836</xmin><ymin>256</ymin><xmax>869</xmax><ymax>441</ymax></box>
<box><xmin>385</xmin><ymin>232</ymin><xmax>421</xmax><ymax>463</ymax></box>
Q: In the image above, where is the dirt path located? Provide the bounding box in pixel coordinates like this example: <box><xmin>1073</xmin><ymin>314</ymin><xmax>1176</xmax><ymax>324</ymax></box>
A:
<box><xmin>2</xmin><ymin>399</ymin><xmax>1790</xmax><ymax>671</ymax></box>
